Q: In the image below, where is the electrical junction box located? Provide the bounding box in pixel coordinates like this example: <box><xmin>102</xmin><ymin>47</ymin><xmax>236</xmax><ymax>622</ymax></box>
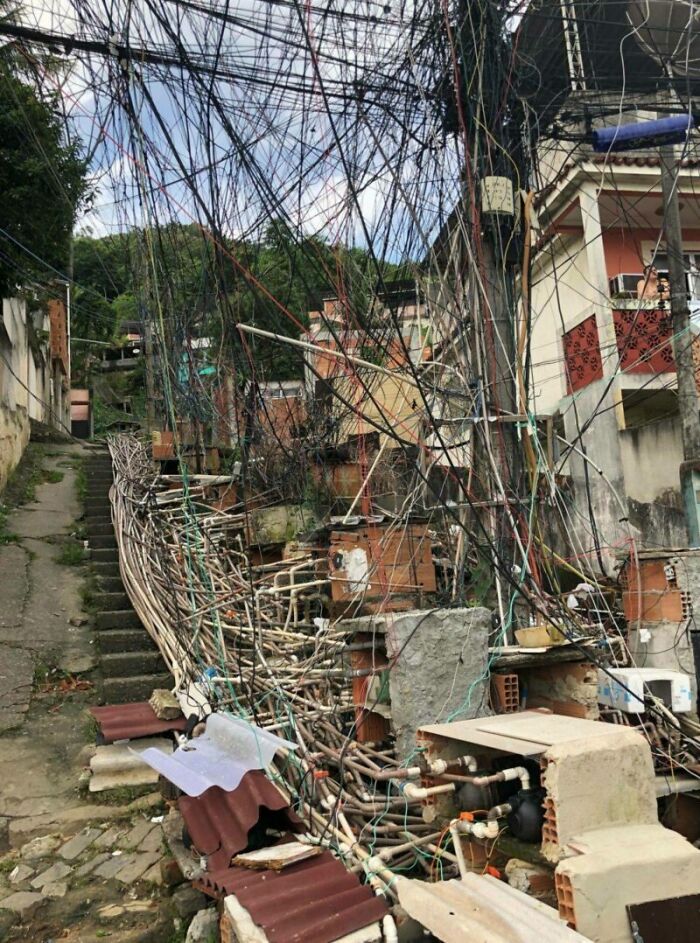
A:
<box><xmin>598</xmin><ymin>666</ymin><xmax>693</xmax><ymax>714</ymax></box>
<box><xmin>480</xmin><ymin>175</ymin><xmax>514</xmax><ymax>215</ymax></box>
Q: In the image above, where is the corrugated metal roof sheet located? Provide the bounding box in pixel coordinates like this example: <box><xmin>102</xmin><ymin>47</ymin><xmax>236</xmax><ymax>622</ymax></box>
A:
<box><xmin>178</xmin><ymin>770</ymin><xmax>304</xmax><ymax>871</ymax></box>
<box><xmin>90</xmin><ymin>702</ymin><xmax>188</xmax><ymax>743</ymax></box>
<box><xmin>199</xmin><ymin>851</ymin><xmax>388</xmax><ymax>943</ymax></box>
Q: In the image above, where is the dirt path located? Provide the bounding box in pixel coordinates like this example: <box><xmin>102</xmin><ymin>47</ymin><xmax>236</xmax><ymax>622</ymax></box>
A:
<box><xmin>0</xmin><ymin>444</ymin><xmax>182</xmax><ymax>942</ymax></box>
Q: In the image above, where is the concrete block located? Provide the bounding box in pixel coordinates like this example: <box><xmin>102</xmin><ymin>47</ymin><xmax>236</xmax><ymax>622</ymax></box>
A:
<box><xmin>97</xmin><ymin>629</ymin><xmax>155</xmax><ymax>656</ymax></box>
<box><xmin>171</xmin><ymin>884</ymin><xmax>207</xmax><ymax>920</ymax></box>
<box><xmin>557</xmin><ymin>824</ymin><xmax>700</xmax><ymax>943</ymax></box>
<box><xmin>385</xmin><ymin>608</ymin><xmax>490</xmax><ymax>758</ymax></box>
<box><xmin>542</xmin><ymin>729</ymin><xmax>657</xmax><ymax>860</ymax></box>
<box><xmin>186</xmin><ymin>908</ymin><xmax>219</xmax><ymax>943</ymax></box>
<box><xmin>89</xmin><ymin>737</ymin><xmax>173</xmax><ymax>792</ymax></box>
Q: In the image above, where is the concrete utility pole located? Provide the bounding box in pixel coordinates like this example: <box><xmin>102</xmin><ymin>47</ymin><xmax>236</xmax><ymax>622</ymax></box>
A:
<box><xmin>660</xmin><ymin>144</ymin><xmax>700</xmax><ymax>544</ymax></box>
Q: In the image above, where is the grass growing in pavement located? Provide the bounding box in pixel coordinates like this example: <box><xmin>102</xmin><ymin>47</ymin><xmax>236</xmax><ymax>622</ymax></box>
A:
<box><xmin>55</xmin><ymin>539</ymin><xmax>87</xmax><ymax>566</ymax></box>
<box><xmin>44</xmin><ymin>469</ymin><xmax>64</xmax><ymax>484</ymax></box>
<box><xmin>0</xmin><ymin>505</ymin><xmax>18</xmax><ymax>544</ymax></box>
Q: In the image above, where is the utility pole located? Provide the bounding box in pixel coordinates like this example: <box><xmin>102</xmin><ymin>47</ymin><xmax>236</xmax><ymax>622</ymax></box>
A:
<box><xmin>660</xmin><ymin>144</ymin><xmax>700</xmax><ymax>545</ymax></box>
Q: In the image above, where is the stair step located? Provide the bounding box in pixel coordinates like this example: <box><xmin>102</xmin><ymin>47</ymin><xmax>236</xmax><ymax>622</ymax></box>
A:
<box><xmin>95</xmin><ymin>610</ymin><xmax>142</xmax><ymax>630</ymax></box>
<box><xmin>98</xmin><ymin>628</ymin><xmax>157</xmax><ymax>654</ymax></box>
<box><xmin>90</xmin><ymin>548</ymin><xmax>119</xmax><ymax>563</ymax></box>
<box><xmin>87</xmin><ymin>522</ymin><xmax>114</xmax><ymax>537</ymax></box>
<box><xmin>93</xmin><ymin>591</ymin><xmax>131</xmax><ymax>610</ymax></box>
<box><xmin>97</xmin><ymin>576</ymin><xmax>124</xmax><ymax>593</ymax></box>
<box><xmin>89</xmin><ymin>535</ymin><xmax>117</xmax><ymax>550</ymax></box>
<box><xmin>100</xmin><ymin>674</ymin><xmax>172</xmax><ymax>704</ymax></box>
<box><xmin>91</xmin><ymin>562</ymin><xmax>120</xmax><ymax>578</ymax></box>
<box><xmin>101</xmin><ymin>651</ymin><xmax>166</xmax><ymax>677</ymax></box>
<box><xmin>84</xmin><ymin>502</ymin><xmax>111</xmax><ymax>514</ymax></box>
<box><xmin>86</xmin><ymin>488</ymin><xmax>111</xmax><ymax>499</ymax></box>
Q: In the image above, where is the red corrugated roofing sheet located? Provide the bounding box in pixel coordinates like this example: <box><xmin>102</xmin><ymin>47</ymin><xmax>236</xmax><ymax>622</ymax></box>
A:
<box><xmin>178</xmin><ymin>770</ymin><xmax>304</xmax><ymax>871</ymax></box>
<box><xmin>198</xmin><ymin>851</ymin><xmax>388</xmax><ymax>943</ymax></box>
<box><xmin>90</xmin><ymin>702</ymin><xmax>188</xmax><ymax>743</ymax></box>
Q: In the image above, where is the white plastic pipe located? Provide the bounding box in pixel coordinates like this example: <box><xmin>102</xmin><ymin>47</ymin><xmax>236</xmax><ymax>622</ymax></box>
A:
<box><xmin>473</xmin><ymin>765</ymin><xmax>530</xmax><ymax>792</ymax></box>
<box><xmin>382</xmin><ymin>914</ymin><xmax>399</xmax><ymax>943</ymax></box>
<box><xmin>401</xmin><ymin>781</ymin><xmax>456</xmax><ymax>800</ymax></box>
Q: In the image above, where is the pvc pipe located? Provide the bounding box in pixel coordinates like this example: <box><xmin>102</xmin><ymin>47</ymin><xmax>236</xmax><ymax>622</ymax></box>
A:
<box><xmin>427</xmin><ymin>754</ymin><xmax>478</xmax><ymax>775</ymax></box>
<box><xmin>401</xmin><ymin>781</ymin><xmax>455</xmax><ymax>800</ymax></box>
<box><xmin>472</xmin><ymin>765</ymin><xmax>530</xmax><ymax>792</ymax></box>
<box><xmin>382</xmin><ymin>914</ymin><xmax>399</xmax><ymax>943</ymax></box>
<box><xmin>449</xmin><ymin>821</ymin><xmax>469</xmax><ymax>880</ymax></box>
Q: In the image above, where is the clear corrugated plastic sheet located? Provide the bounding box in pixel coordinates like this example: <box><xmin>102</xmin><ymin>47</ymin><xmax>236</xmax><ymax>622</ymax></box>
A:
<box><xmin>135</xmin><ymin>712</ymin><xmax>297</xmax><ymax>796</ymax></box>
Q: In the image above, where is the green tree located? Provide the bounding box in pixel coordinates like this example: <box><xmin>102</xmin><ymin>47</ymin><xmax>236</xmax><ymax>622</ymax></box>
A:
<box><xmin>0</xmin><ymin>60</ymin><xmax>89</xmax><ymax>296</ymax></box>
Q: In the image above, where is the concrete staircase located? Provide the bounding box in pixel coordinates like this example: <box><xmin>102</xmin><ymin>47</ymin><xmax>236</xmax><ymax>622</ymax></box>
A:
<box><xmin>84</xmin><ymin>452</ymin><xmax>171</xmax><ymax>703</ymax></box>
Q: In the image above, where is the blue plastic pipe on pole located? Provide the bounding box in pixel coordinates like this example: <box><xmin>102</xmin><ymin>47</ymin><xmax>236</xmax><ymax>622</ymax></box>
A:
<box><xmin>592</xmin><ymin>115</ymin><xmax>695</xmax><ymax>153</ymax></box>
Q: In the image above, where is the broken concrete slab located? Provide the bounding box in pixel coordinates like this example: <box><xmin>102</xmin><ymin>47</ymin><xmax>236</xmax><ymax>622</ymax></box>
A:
<box><xmin>75</xmin><ymin>853</ymin><xmax>111</xmax><ymax>877</ymax></box>
<box><xmin>115</xmin><ymin>852</ymin><xmax>161</xmax><ymax>884</ymax></box>
<box><xmin>93</xmin><ymin>825</ymin><xmax>126</xmax><ymax>849</ymax></box>
<box><xmin>43</xmin><ymin>881</ymin><xmax>68</xmax><ymax>898</ymax></box>
<box><xmin>141</xmin><ymin>862</ymin><xmax>163</xmax><ymax>885</ymax></box>
<box><xmin>9</xmin><ymin>792</ymin><xmax>163</xmax><ymax>844</ymax></box>
<box><xmin>59</xmin><ymin>826</ymin><xmax>102</xmax><ymax>860</ymax></box>
<box><xmin>30</xmin><ymin>861</ymin><xmax>72</xmax><ymax>889</ymax></box>
<box><xmin>94</xmin><ymin>853</ymin><xmax>137</xmax><ymax>881</ymax></box>
<box><xmin>139</xmin><ymin>826</ymin><xmax>162</xmax><ymax>854</ymax></box>
<box><xmin>171</xmin><ymin>884</ymin><xmax>207</xmax><ymax>920</ymax></box>
<box><xmin>89</xmin><ymin>737</ymin><xmax>173</xmax><ymax>793</ymax></box>
<box><xmin>123</xmin><ymin>818</ymin><xmax>156</xmax><ymax>850</ymax></box>
<box><xmin>0</xmin><ymin>890</ymin><xmax>45</xmax><ymax>918</ymax></box>
<box><xmin>8</xmin><ymin>864</ymin><xmax>33</xmax><ymax>886</ymax></box>
<box><xmin>186</xmin><ymin>907</ymin><xmax>219</xmax><ymax>943</ymax></box>
<box><xmin>19</xmin><ymin>834</ymin><xmax>62</xmax><ymax>861</ymax></box>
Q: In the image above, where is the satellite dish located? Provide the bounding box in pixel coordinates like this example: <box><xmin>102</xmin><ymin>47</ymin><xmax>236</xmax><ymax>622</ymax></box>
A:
<box><xmin>627</xmin><ymin>1</ymin><xmax>700</xmax><ymax>77</ymax></box>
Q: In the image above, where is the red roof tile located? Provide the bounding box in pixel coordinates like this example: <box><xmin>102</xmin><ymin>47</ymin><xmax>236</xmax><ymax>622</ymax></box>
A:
<box><xmin>90</xmin><ymin>702</ymin><xmax>188</xmax><ymax>743</ymax></box>
<box><xmin>178</xmin><ymin>770</ymin><xmax>304</xmax><ymax>871</ymax></box>
<box><xmin>198</xmin><ymin>851</ymin><xmax>388</xmax><ymax>943</ymax></box>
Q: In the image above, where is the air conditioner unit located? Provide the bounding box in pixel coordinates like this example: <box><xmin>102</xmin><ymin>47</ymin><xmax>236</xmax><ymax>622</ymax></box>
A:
<box><xmin>610</xmin><ymin>271</ymin><xmax>694</xmax><ymax>298</ymax></box>
<box><xmin>609</xmin><ymin>273</ymin><xmax>641</xmax><ymax>298</ymax></box>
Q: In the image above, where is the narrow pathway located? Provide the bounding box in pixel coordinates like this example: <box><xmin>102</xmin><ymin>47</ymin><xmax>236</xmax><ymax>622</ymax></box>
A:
<box><xmin>0</xmin><ymin>443</ymin><xmax>181</xmax><ymax>942</ymax></box>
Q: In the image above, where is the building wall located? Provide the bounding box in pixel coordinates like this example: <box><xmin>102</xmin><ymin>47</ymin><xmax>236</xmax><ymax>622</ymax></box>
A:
<box><xmin>0</xmin><ymin>297</ymin><xmax>69</xmax><ymax>492</ymax></box>
<box><xmin>529</xmin><ymin>233</ymin><xmax>592</xmax><ymax>415</ymax></box>
<box><xmin>603</xmin><ymin>227</ymin><xmax>700</xmax><ymax>276</ymax></box>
